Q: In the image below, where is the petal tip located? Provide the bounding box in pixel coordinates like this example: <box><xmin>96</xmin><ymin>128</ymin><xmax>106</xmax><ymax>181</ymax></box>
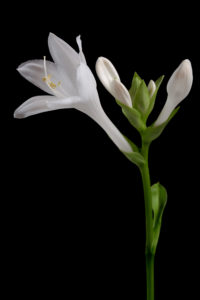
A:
<box><xmin>182</xmin><ymin>58</ymin><xmax>191</xmax><ymax>65</ymax></box>
<box><xmin>16</xmin><ymin>63</ymin><xmax>23</xmax><ymax>72</ymax></box>
<box><xmin>48</xmin><ymin>32</ymin><xmax>55</xmax><ymax>39</ymax></box>
<box><xmin>76</xmin><ymin>35</ymin><xmax>82</xmax><ymax>50</ymax></box>
<box><xmin>13</xmin><ymin>109</ymin><xmax>25</xmax><ymax>119</ymax></box>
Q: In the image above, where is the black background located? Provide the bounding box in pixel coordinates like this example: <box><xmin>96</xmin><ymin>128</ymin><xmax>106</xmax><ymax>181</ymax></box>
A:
<box><xmin>4</xmin><ymin>1</ymin><xmax>200</xmax><ymax>299</ymax></box>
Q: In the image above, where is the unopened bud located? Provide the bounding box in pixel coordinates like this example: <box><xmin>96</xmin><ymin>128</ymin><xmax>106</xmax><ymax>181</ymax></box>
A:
<box><xmin>111</xmin><ymin>79</ymin><xmax>132</xmax><ymax>107</ymax></box>
<box><xmin>148</xmin><ymin>80</ymin><xmax>156</xmax><ymax>98</ymax></box>
<box><xmin>154</xmin><ymin>59</ymin><xmax>193</xmax><ymax>126</ymax></box>
<box><xmin>96</xmin><ymin>57</ymin><xmax>132</xmax><ymax>107</ymax></box>
<box><xmin>167</xmin><ymin>59</ymin><xmax>193</xmax><ymax>103</ymax></box>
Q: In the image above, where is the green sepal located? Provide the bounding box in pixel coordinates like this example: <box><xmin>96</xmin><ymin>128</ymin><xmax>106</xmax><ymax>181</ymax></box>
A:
<box><xmin>133</xmin><ymin>80</ymin><xmax>151</xmax><ymax>116</ymax></box>
<box><xmin>151</xmin><ymin>182</ymin><xmax>167</xmax><ymax>254</ymax></box>
<box><xmin>123</xmin><ymin>135</ymin><xmax>139</xmax><ymax>153</ymax></box>
<box><xmin>129</xmin><ymin>72</ymin><xmax>143</xmax><ymax>105</ymax></box>
<box><xmin>116</xmin><ymin>100</ymin><xmax>146</xmax><ymax>132</ymax></box>
<box><xmin>122</xmin><ymin>150</ymin><xmax>145</xmax><ymax>167</ymax></box>
<box><xmin>122</xmin><ymin>135</ymin><xmax>145</xmax><ymax>167</ymax></box>
<box><xmin>146</xmin><ymin>75</ymin><xmax>165</xmax><ymax>119</ymax></box>
<box><xmin>142</xmin><ymin>106</ymin><xmax>180</xmax><ymax>143</ymax></box>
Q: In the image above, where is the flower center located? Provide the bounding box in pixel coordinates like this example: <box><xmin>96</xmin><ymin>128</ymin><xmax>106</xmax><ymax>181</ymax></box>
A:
<box><xmin>42</xmin><ymin>56</ymin><xmax>62</xmax><ymax>97</ymax></box>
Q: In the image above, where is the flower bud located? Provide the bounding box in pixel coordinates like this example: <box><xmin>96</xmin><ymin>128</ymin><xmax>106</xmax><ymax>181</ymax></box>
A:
<box><xmin>111</xmin><ymin>79</ymin><xmax>133</xmax><ymax>107</ymax></box>
<box><xmin>148</xmin><ymin>80</ymin><xmax>156</xmax><ymax>97</ymax></box>
<box><xmin>96</xmin><ymin>57</ymin><xmax>132</xmax><ymax>107</ymax></box>
<box><xmin>167</xmin><ymin>59</ymin><xmax>193</xmax><ymax>102</ymax></box>
<box><xmin>154</xmin><ymin>59</ymin><xmax>193</xmax><ymax>126</ymax></box>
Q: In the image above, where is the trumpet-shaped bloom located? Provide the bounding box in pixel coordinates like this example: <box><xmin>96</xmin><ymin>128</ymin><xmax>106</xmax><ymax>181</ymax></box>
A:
<box><xmin>95</xmin><ymin>57</ymin><xmax>132</xmax><ymax>107</ymax></box>
<box><xmin>14</xmin><ymin>33</ymin><xmax>132</xmax><ymax>153</ymax></box>
<box><xmin>154</xmin><ymin>59</ymin><xmax>193</xmax><ymax>126</ymax></box>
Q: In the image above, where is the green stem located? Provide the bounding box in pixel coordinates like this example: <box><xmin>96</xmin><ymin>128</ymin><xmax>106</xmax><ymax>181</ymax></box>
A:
<box><xmin>140</xmin><ymin>141</ymin><xmax>155</xmax><ymax>300</ymax></box>
<box><xmin>146</xmin><ymin>253</ymin><xmax>154</xmax><ymax>300</ymax></box>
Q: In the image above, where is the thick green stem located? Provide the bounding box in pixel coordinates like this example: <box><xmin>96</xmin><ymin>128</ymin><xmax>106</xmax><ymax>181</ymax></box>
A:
<box><xmin>140</xmin><ymin>141</ymin><xmax>155</xmax><ymax>300</ymax></box>
<box><xmin>146</xmin><ymin>253</ymin><xmax>154</xmax><ymax>300</ymax></box>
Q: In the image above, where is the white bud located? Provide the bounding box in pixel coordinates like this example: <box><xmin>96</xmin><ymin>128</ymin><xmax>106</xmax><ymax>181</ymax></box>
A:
<box><xmin>167</xmin><ymin>59</ymin><xmax>193</xmax><ymax>102</ymax></box>
<box><xmin>154</xmin><ymin>59</ymin><xmax>193</xmax><ymax>126</ymax></box>
<box><xmin>148</xmin><ymin>80</ymin><xmax>156</xmax><ymax>97</ymax></box>
<box><xmin>96</xmin><ymin>57</ymin><xmax>132</xmax><ymax>107</ymax></box>
<box><xmin>111</xmin><ymin>79</ymin><xmax>132</xmax><ymax>107</ymax></box>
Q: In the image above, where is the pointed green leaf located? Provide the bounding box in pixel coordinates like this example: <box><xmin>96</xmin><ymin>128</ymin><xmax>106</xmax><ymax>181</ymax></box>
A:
<box><xmin>133</xmin><ymin>80</ymin><xmax>151</xmax><ymax>116</ymax></box>
<box><xmin>116</xmin><ymin>100</ymin><xmax>146</xmax><ymax>132</ymax></box>
<box><xmin>151</xmin><ymin>182</ymin><xmax>167</xmax><ymax>254</ymax></box>
<box><xmin>146</xmin><ymin>75</ymin><xmax>165</xmax><ymax>118</ymax></box>
<box><xmin>142</xmin><ymin>106</ymin><xmax>180</xmax><ymax>143</ymax></box>
<box><xmin>123</xmin><ymin>135</ymin><xmax>139</xmax><ymax>153</ymax></box>
<box><xmin>121</xmin><ymin>135</ymin><xmax>145</xmax><ymax>167</ymax></box>
<box><xmin>122</xmin><ymin>150</ymin><xmax>145</xmax><ymax>167</ymax></box>
<box><xmin>129</xmin><ymin>72</ymin><xmax>143</xmax><ymax>104</ymax></box>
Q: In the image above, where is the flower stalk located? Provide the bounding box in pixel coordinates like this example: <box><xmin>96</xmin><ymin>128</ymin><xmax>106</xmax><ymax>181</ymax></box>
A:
<box><xmin>140</xmin><ymin>141</ymin><xmax>154</xmax><ymax>300</ymax></box>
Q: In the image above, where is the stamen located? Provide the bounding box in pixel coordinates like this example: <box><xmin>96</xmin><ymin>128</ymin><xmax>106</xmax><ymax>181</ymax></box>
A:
<box><xmin>43</xmin><ymin>56</ymin><xmax>48</xmax><ymax>78</ymax></box>
<box><xmin>42</xmin><ymin>56</ymin><xmax>63</xmax><ymax>97</ymax></box>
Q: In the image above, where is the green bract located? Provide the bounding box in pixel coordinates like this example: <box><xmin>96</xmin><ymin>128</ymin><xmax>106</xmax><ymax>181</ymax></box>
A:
<box><xmin>141</xmin><ymin>107</ymin><xmax>180</xmax><ymax>143</ymax></box>
<box><xmin>116</xmin><ymin>100</ymin><xmax>146</xmax><ymax>132</ymax></box>
<box><xmin>151</xmin><ymin>183</ymin><xmax>167</xmax><ymax>254</ymax></box>
<box><xmin>130</xmin><ymin>72</ymin><xmax>142</xmax><ymax>103</ymax></box>
<box><xmin>133</xmin><ymin>80</ymin><xmax>150</xmax><ymax>116</ymax></box>
<box><xmin>122</xmin><ymin>135</ymin><xmax>145</xmax><ymax>167</ymax></box>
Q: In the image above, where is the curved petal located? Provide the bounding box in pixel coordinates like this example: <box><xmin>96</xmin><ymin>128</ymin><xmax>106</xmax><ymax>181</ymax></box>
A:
<box><xmin>14</xmin><ymin>95</ymin><xmax>82</xmax><ymax>119</ymax></box>
<box><xmin>76</xmin><ymin>62</ymin><xmax>99</xmax><ymax>101</ymax></box>
<box><xmin>48</xmin><ymin>33</ymin><xmax>79</xmax><ymax>82</ymax></box>
<box><xmin>17</xmin><ymin>59</ymin><xmax>78</xmax><ymax>97</ymax></box>
<box><xmin>76</xmin><ymin>35</ymin><xmax>87</xmax><ymax>64</ymax></box>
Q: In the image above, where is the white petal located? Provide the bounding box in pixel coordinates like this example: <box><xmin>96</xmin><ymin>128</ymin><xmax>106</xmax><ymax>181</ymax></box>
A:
<box><xmin>76</xmin><ymin>62</ymin><xmax>99</xmax><ymax>102</ymax></box>
<box><xmin>48</xmin><ymin>33</ymin><xmax>79</xmax><ymax>82</ymax></box>
<box><xmin>14</xmin><ymin>95</ymin><xmax>81</xmax><ymax>119</ymax></box>
<box><xmin>111</xmin><ymin>79</ymin><xmax>132</xmax><ymax>107</ymax></box>
<box><xmin>96</xmin><ymin>57</ymin><xmax>120</xmax><ymax>92</ymax></box>
<box><xmin>17</xmin><ymin>59</ymin><xmax>74</xmax><ymax>97</ymax></box>
<box><xmin>167</xmin><ymin>59</ymin><xmax>193</xmax><ymax>105</ymax></box>
<box><xmin>76</xmin><ymin>35</ymin><xmax>87</xmax><ymax>64</ymax></box>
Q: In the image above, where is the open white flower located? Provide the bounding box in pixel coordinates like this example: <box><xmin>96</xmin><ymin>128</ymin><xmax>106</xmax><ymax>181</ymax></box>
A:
<box><xmin>154</xmin><ymin>59</ymin><xmax>193</xmax><ymax>126</ymax></box>
<box><xmin>96</xmin><ymin>57</ymin><xmax>132</xmax><ymax>107</ymax></box>
<box><xmin>14</xmin><ymin>33</ymin><xmax>132</xmax><ymax>153</ymax></box>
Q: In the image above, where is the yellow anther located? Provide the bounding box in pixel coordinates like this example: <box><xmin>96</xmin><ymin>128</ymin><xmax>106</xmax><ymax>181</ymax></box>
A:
<box><xmin>42</xmin><ymin>57</ymin><xmax>62</xmax><ymax>93</ymax></box>
<box><xmin>50</xmin><ymin>82</ymin><xmax>57</xmax><ymax>89</ymax></box>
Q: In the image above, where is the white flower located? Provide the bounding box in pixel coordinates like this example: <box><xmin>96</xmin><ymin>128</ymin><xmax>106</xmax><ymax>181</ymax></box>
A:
<box><xmin>14</xmin><ymin>33</ymin><xmax>132</xmax><ymax>153</ymax></box>
<box><xmin>154</xmin><ymin>59</ymin><xmax>193</xmax><ymax>126</ymax></box>
<box><xmin>95</xmin><ymin>57</ymin><xmax>132</xmax><ymax>107</ymax></box>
